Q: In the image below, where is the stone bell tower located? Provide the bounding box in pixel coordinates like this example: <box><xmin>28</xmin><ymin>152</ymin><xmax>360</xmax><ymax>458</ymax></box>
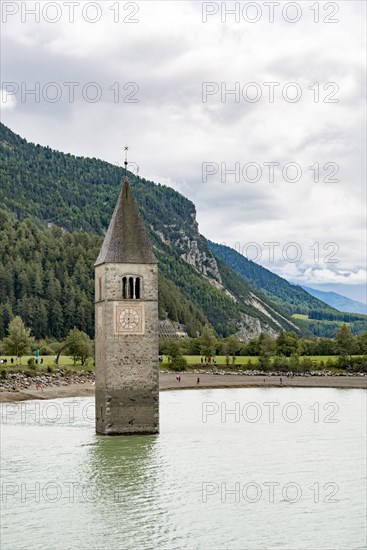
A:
<box><xmin>94</xmin><ymin>164</ymin><xmax>159</xmax><ymax>435</ymax></box>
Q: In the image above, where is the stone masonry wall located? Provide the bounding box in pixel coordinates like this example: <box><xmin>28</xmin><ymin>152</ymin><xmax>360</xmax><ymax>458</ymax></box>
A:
<box><xmin>95</xmin><ymin>263</ymin><xmax>159</xmax><ymax>434</ymax></box>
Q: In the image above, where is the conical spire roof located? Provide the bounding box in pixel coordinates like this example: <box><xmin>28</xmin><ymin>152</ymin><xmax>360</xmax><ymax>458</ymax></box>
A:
<box><xmin>95</xmin><ymin>179</ymin><xmax>157</xmax><ymax>266</ymax></box>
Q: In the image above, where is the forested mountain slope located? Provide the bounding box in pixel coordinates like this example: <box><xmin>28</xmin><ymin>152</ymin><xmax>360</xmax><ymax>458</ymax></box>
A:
<box><xmin>208</xmin><ymin>241</ymin><xmax>333</xmax><ymax>315</ymax></box>
<box><xmin>208</xmin><ymin>241</ymin><xmax>367</xmax><ymax>336</ymax></box>
<box><xmin>0</xmin><ymin>123</ymin><xmax>319</xmax><ymax>339</ymax></box>
<box><xmin>0</xmin><ymin>211</ymin><xmax>209</xmax><ymax>339</ymax></box>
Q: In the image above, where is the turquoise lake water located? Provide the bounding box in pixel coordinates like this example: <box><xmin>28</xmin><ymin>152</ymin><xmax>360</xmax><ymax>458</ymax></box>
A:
<box><xmin>1</xmin><ymin>387</ymin><xmax>366</xmax><ymax>549</ymax></box>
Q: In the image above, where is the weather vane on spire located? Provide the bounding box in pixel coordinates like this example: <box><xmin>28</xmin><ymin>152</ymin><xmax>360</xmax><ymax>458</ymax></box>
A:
<box><xmin>124</xmin><ymin>145</ymin><xmax>129</xmax><ymax>179</ymax></box>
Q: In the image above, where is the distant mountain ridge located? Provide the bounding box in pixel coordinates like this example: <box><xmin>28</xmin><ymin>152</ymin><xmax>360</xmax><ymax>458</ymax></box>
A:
<box><xmin>301</xmin><ymin>286</ymin><xmax>367</xmax><ymax>315</ymax></box>
<box><xmin>207</xmin><ymin>241</ymin><xmax>334</xmax><ymax>315</ymax></box>
<box><xmin>208</xmin><ymin>241</ymin><xmax>367</xmax><ymax>336</ymax></box>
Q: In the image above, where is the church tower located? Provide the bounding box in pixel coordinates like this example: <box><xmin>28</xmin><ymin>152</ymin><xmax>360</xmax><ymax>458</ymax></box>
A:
<box><xmin>94</xmin><ymin>168</ymin><xmax>159</xmax><ymax>435</ymax></box>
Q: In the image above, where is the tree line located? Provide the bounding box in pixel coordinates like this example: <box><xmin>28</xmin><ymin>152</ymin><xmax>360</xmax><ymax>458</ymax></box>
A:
<box><xmin>2</xmin><ymin>315</ymin><xmax>366</xmax><ymax>372</ymax></box>
<box><xmin>160</xmin><ymin>324</ymin><xmax>367</xmax><ymax>370</ymax></box>
<box><xmin>1</xmin><ymin>316</ymin><xmax>92</xmax><ymax>366</ymax></box>
<box><xmin>0</xmin><ymin>211</ymin><xmax>98</xmax><ymax>340</ymax></box>
<box><xmin>308</xmin><ymin>310</ymin><xmax>366</xmax><ymax>322</ymax></box>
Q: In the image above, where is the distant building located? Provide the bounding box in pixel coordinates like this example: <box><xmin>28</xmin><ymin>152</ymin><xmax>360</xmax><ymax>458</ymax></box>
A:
<box><xmin>94</xmin><ymin>176</ymin><xmax>159</xmax><ymax>435</ymax></box>
<box><xmin>159</xmin><ymin>320</ymin><xmax>188</xmax><ymax>340</ymax></box>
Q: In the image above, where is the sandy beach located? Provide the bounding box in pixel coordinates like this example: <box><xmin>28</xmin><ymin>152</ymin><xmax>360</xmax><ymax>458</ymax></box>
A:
<box><xmin>0</xmin><ymin>372</ymin><xmax>366</xmax><ymax>403</ymax></box>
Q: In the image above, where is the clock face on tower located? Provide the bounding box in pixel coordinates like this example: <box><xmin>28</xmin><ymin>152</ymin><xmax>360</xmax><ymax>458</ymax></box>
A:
<box><xmin>115</xmin><ymin>303</ymin><xmax>144</xmax><ymax>335</ymax></box>
<box><xmin>119</xmin><ymin>307</ymin><xmax>139</xmax><ymax>330</ymax></box>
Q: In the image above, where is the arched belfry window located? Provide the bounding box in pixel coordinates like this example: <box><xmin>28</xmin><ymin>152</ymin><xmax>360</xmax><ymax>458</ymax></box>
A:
<box><xmin>135</xmin><ymin>277</ymin><xmax>140</xmax><ymax>299</ymax></box>
<box><xmin>122</xmin><ymin>276</ymin><xmax>141</xmax><ymax>299</ymax></box>
<box><xmin>122</xmin><ymin>277</ymin><xmax>128</xmax><ymax>299</ymax></box>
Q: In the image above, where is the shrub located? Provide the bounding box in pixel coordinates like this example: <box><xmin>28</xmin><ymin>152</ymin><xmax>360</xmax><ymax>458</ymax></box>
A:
<box><xmin>299</xmin><ymin>357</ymin><xmax>314</xmax><ymax>371</ymax></box>
<box><xmin>258</xmin><ymin>356</ymin><xmax>271</xmax><ymax>370</ymax></box>
<box><xmin>272</xmin><ymin>356</ymin><xmax>289</xmax><ymax>370</ymax></box>
<box><xmin>24</xmin><ymin>369</ymin><xmax>36</xmax><ymax>377</ymax></box>
<box><xmin>346</xmin><ymin>356</ymin><xmax>367</xmax><ymax>373</ymax></box>
<box><xmin>288</xmin><ymin>355</ymin><xmax>300</xmax><ymax>371</ymax></box>
<box><xmin>337</xmin><ymin>356</ymin><xmax>348</xmax><ymax>369</ymax></box>
<box><xmin>168</xmin><ymin>356</ymin><xmax>188</xmax><ymax>372</ymax></box>
<box><xmin>0</xmin><ymin>369</ymin><xmax>8</xmax><ymax>379</ymax></box>
<box><xmin>83</xmin><ymin>357</ymin><xmax>94</xmax><ymax>369</ymax></box>
<box><xmin>37</xmin><ymin>340</ymin><xmax>55</xmax><ymax>356</ymax></box>
<box><xmin>27</xmin><ymin>358</ymin><xmax>36</xmax><ymax>369</ymax></box>
<box><xmin>48</xmin><ymin>341</ymin><xmax>65</xmax><ymax>354</ymax></box>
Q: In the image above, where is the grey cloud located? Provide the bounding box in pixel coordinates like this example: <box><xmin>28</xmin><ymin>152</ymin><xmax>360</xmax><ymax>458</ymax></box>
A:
<box><xmin>1</xmin><ymin>0</ymin><xmax>365</xmax><ymax>300</ymax></box>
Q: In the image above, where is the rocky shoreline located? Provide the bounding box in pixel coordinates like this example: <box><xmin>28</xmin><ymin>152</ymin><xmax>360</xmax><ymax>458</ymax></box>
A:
<box><xmin>0</xmin><ymin>369</ymin><xmax>366</xmax><ymax>403</ymax></box>
<box><xmin>0</xmin><ymin>370</ymin><xmax>95</xmax><ymax>393</ymax></box>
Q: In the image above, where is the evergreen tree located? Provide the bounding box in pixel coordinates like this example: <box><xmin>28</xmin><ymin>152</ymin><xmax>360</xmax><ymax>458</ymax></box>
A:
<box><xmin>335</xmin><ymin>324</ymin><xmax>355</xmax><ymax>365</ymax></box>
<box><xmin>276</xmin><ymin>331</ymin><xmax>299</xmax><ymax>357</ymax></box>
<box><xmin>3</xmin><ymin>316</ymin><xmax>34</xmax><ymax>363</ymax></box>
<box><xmin>200</xmin><ymin>326</ymin><xmax>216</xmax><ymax>358</ymax></box>
<box><xmin>166</xmin><ymin>341</ymin><xmax>181</xmax><ymax>359</ymax></box>
<box><xmin>226</xmin><ymin>335</ymin><xmax>241</xmax><ymax>364</ymax></box>
<box><xmin>258</xmin><ymin>333</ymin><xmax>276</xmax><ymax>369</ymax></box>
<box><xmin>357</xmin><ymin>331</ymin><xmax>367</xmax><ymax>355</ymax></box>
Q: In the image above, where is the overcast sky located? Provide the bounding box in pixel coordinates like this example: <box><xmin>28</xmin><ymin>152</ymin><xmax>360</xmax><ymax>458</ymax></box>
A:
<box><xmin>1</xmin><ymin>0</ymin><xmax>366</xmax><ymax>302</ymax></box>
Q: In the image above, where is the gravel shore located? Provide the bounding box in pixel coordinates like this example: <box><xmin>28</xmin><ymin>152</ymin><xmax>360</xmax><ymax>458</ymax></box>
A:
<box><xmin>0</xmin><ymin>370</ymin><xmax>366</xmax><ymax>402</ymax></box>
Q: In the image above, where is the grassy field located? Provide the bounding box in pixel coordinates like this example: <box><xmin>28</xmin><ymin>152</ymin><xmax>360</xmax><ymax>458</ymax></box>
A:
<box><xmin>162</xmin><ymin>355</ymin><xmax>345</xmax><ymax>367</ymax></box>
<box><xmin>292</xmin><ymin>314</ymin><xmax>309</xmax><ymax>320</ymax></box>
<box><xmin>291</xmin><ymin>313</ymin><xmax>352</xmax><ymax>326</ymax></box>
<box><xmin>0</xmin><ymin>355</ymin><xmax>88</xmax><ymax>369</ymax></box>
<box><xmin>0</xmin><ymin>354</ymin><xmax>361</xmax><ymax>373</ymax></box>
<box><xmin>165</xmin><ymin>355</ymin><xmax>259</xmax><ymax>366</ymax></box>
